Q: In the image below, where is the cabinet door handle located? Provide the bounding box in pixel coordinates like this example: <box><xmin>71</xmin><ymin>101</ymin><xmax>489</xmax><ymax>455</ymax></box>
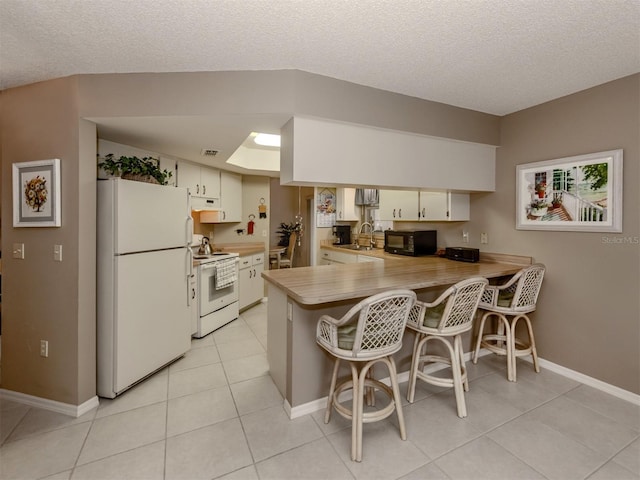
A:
<box><xmin>393</xmin><ymin>208</ymin><xmax>396</xmax><ymax>218</ymax></box>
<box><xmin>422</xmin><ymin>207</ymin><xmax>425</xmax><ymax>218</ymax></box>
<box><xmin>191</xmin><ymin>288</ymin><xmax>196</xmax><ymax>299</ymax></box>
<box><xmin>223</xmin><ymin>211</ymin><xmax>226</xmax><ymax>220</ymax></box>
<box><xmin>399</xmin><ymin>208</ymin><xmax>402</xmax><ymax>218</ymax></box>
<box><xmin>196</xmin><ymin>184</ymin><xmax>200</xmax><ymax>194</ymax></box>
<box><xmin>203</xmin><ymin>184</ymin><xmax>206</xmax><ymax>195</ymax></box>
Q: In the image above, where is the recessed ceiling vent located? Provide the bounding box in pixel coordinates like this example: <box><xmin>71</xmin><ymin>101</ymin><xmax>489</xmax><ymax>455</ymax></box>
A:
<box><xmin>200</xmin><ymin>149</ymin><xmax>219</xmax><ymax>157</ymax></box>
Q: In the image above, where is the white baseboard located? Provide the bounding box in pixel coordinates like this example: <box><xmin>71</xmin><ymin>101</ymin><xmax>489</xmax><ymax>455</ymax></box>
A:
<box><xmin>0</xmin><ymin>388</ymin><xmax>100</xmax><ymax>418</ymax></box>
<box><xmin>520</xmin><ymin>355</ymin><xmax>640</xmax><ymax>406</ymax></box>
<box><xmin>285</xmin><ymin>349</ymin><xmax>639</xmax><ymax>419</ymax></box>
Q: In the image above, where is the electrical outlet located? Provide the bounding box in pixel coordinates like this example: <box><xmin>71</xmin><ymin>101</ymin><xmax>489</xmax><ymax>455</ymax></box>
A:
<box><xmin>40</xmin><ymin>340</ymin><xmax>49</xmax><ymax>357</ymax></box>
<box><xmin>13</xmin><ymin>243</ymin><xmax>25</xmax><ymax>259</ymax></box>
<box><xmin>262</xmin><ymin>230</ymin><xmax>267</xmax><ymax>237</ymax></box>
<box><xmin>481</xmin><ymin>232</ymin><xmax>488</xmax><ymax>244</ymax></box>
<box><xmin>462</xmin><ymin>231</ymin><xmax>469</xmax><ymax>243</ymax></box>
<box><xmin>54</xmin><ymin>244</ymin><xmax>63</xmax><ymax>262</ymax></box>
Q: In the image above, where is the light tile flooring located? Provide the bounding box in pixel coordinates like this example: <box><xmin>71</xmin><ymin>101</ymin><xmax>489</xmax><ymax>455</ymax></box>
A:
<box><xmin>1</xmin><ymin>301</ymin><xmax>639</xmax><ymax>480</ymax></box>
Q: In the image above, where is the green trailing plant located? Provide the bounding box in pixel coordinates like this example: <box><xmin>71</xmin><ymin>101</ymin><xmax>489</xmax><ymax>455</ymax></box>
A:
<box><xmin>98</xmin><ymin>153</ymin><xmax>173</xmax><ymax>185</ymax></box>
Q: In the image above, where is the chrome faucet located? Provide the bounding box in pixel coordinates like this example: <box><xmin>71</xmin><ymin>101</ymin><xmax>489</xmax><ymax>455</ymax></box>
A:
<box><xmin>358</xmin><ymin>222</ymin><xmax>375</xmax><ymax>249</ymax></box>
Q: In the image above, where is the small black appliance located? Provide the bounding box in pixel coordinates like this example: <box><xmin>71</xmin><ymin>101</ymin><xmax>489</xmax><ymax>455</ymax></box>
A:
<box><xmin>332</xmin><ymin>225</ymin><xmax>351</xmax><ymax>245</ymax></box>
<box><xmin>384</xmin><ymin>230</ymin><xmax>437</xmax><ymax>256</ymax></box>
<box><xmin>445</xmin><ymin>247</ymin><xmax>480</xmax><ymax>263</ymax></box>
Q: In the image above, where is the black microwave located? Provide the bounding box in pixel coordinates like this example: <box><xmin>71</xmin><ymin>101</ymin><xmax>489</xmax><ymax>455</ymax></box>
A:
<box><xmin>384</xmin><ymin>230</ymin><xmax>437</xmax><ymax>256</ymax></box>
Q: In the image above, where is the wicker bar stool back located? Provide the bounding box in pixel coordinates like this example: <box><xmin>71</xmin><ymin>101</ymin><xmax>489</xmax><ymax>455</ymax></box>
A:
<box><xmin>405</xmin><ymin>277</ymin><xmax>488</xmax><ymax>418</ymax></box>
<box><xmin>316</xmin><ymin>289</ymin><xmax>416</xmax><ymax>462</ymax></box>
<box><xmin>472</xmin><ymin>264</ymin><xmax>546</xmax><ymax>382</ymax></box>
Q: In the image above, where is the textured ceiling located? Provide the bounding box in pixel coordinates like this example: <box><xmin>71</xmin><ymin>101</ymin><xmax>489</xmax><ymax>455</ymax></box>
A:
<box><xmin>2</xmin><ymin>0</ymin><xmax>639</xmax><ymax>115</ymax></box>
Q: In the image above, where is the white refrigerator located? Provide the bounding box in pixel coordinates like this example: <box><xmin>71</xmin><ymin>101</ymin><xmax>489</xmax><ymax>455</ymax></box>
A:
<box><xmin>97</xmin><ymin>178</ymin><xmax>193</xmax><ymax>398</ymax></box>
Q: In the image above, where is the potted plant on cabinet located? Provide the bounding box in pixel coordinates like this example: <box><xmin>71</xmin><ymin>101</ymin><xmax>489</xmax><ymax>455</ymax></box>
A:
<box><xmin>98</xmin><ymin>153</ymin><xmax>173</xmax><ymax>185</ymax></box>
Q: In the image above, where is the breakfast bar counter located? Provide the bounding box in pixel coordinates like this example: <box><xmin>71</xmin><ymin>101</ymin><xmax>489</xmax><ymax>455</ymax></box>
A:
<box><xmin>262</xmin><ymin>254</ymin><xmax>531</xmax><ymax>417</ymax></box>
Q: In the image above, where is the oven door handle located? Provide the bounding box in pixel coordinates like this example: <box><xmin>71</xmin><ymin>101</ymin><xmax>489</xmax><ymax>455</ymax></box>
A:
<box><xmin>200</xmin><ymin>262</ymin><xmax>217</xmax><ymax>271</ymax></box>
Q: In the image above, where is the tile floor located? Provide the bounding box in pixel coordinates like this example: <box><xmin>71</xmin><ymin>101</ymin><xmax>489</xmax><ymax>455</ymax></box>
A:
<box><xmin>0</xmin><ymin>301</ymin><xmax>638</xmax><ymax>480</ymax></box>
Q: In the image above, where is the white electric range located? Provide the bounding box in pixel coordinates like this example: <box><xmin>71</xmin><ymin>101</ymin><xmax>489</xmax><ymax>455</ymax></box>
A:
<box><xmin>193</xmin><ymin>252</ymin><xmax>240</xmax><ymax>338</ymax></box>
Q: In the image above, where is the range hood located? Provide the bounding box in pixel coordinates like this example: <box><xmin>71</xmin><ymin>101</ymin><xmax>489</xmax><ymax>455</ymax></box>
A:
<box><xmin>354</xmin><ymin>188</ymin><xmax>379</xmax><ymax>206</ymax></box>
<box><xmin>191</xmin><ymin>197</ymin><xmax>220</xmax><ymax>211</ymax></box>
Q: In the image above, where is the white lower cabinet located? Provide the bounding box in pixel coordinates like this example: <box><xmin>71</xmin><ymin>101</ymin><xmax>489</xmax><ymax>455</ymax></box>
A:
<box><xmin>357</xmin><ymin>255</ymin><xmax>383</xmax><ymax>263</ymax></box>
<box><xmin>320</xmin><ymin>248</ymin><xmax>359</xmax><ymax>265</ymax></box>
<box><xmin>239</xmin><ymin>252</ymin><xmax>265</xmax><ymax>310</ymax></box>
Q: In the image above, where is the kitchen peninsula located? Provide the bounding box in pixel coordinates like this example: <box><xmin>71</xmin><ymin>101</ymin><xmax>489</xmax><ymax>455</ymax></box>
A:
<box><xmin>262</xmin><ymin>252</ymin><xmax>531</xmax><ymax>418</ymax></box>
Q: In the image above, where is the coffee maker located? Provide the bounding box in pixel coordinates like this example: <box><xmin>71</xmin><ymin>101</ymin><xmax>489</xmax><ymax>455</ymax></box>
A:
<box><xmin>332</xmin><ymin>225</ymin><xmax>351</xmax><ymax>245</ymax></box>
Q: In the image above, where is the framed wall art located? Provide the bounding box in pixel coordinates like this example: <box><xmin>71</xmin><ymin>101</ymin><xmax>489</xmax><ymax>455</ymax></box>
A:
<box><xmin>13</xmin><ymin>158</ymin><xmax>61</xmax><ymax>227</ymax></box>
<box><xmin>516</xmin><ymin>149</ymin><xmax>622</xmax><ymax>232</ymax></box>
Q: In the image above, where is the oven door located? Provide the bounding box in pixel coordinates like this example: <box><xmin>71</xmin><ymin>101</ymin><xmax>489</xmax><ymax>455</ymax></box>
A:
<box><xmin>198</xmin><ymin>261</ymin><xmax>239</xmax><ymax>316</ymax></box>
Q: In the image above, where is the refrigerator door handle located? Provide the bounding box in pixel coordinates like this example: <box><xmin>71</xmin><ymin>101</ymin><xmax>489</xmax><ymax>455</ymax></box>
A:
<box><xmin>186</xmin><ymin>216</ymin><xmax>194</xmax><ymax>246</ymax></box>
<box><xmin>187</xmin><ymin>249</ymin><xmax>194</xmax><ymax>277</ymax></box>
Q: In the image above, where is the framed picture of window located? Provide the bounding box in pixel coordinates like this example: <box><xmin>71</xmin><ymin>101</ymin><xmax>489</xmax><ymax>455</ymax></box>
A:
<box><xmin>13</xmin><ymin>158</ymin><xmax>61</xmax><ymax>227</ymax></box>
<box><xmin>516</xmin><ymin>150</ymin><xmax>622</xmax><ymax>232</ymax></box>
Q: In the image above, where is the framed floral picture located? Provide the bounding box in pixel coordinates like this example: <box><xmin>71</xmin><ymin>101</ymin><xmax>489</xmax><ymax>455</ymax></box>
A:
<box><xmin>516</xmin><ymin>150</ymin><xmax>622</xmax><ymax>232</ymax></box>
<box><xmin>13</xmin><ymin>158</ymin><xmax>61</xmax><ymax>227</ymax></box>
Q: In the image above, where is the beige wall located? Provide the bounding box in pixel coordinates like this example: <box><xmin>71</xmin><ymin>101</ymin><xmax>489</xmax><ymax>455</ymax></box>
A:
<box><xmin>268</xmin><ymin>179</ymin><xmax>313</xmax><ymax>268</ymax></box>
<box><xmin>209</xmin><ymin>175</ymin><xmax>271</xmax><ymax>245</ymax></box>
<box><xmin>1</xmin><ymin>78</ymin><xmax>97</xmax><ymax>404</ymax></box>
<box><xmin>469</xmin><ymin>75</ymin><xmax>638</xmax><ymax>393</ymax></box>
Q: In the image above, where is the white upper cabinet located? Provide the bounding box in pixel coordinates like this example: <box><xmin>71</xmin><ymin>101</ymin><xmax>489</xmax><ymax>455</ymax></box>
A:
<box><xmin>419</xmin><ymin>192</ymin><xmax>470</xmax><ymax>221</ymax></box>
<box><xmin>378</xmin><ymin>190</ymin><xmax>420</xmax><ymax>221</ymax></box>
<box><xmin>199</xmin><ymin>170</ymin><xmax>242</xmax><ymax>223</ymax></box>
<box><xmin>336</xmin><ymin>188</ymin><xmax>360</xmax><ymax>221</ymax></box>
<box><xmin>200</xmin><ymin>167</ymin><xmax>220</xmax><ymax>199</ymax></box>
<box><xmin>419</xmin><ymin>192</ymin><xmax>449</xmax><ymax>221</ymax></box>
<box><xmin>219</xmin><ymin>170</ymin><xmax>242</xmax><ymax>223</ymax></box>
<box><xmin>379</xmin><ymin>190</ymin><xmax>470</xmax><ymax>221</ymax></box>
<box><xmin>177</xmin><ymin>160</ymin><xmax>220</xmax><ymax>199</ymax></box>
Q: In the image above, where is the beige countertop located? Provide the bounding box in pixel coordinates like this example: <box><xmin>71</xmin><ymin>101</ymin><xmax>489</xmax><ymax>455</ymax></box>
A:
<box><xmin>262</xmin><ymin>252</ymin><xmax>531</xmax><ymax>306</ymax></box>
<box><xmin>192</xmin><ymin>242</ymin><xmax>266</xmax><ymax>267</ymax></box>
<box><xmin>211</xmin><ymin>242</ymin><xmax>266</xmax><ymax>257</ymax></box>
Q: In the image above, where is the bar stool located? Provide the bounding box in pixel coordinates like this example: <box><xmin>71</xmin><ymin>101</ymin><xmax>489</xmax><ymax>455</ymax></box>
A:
<box><xmin>316</xmin><ymin>289</ymin><xmax>416</xmax><ymax>462</ymax></box>
<box><xmin>405</xmin><ymin>277</ymin><xmax>488</xmax><ymax>418</ymax></box>
<box><xmin>472</xmin><ymin>264</ymin><xmax>546</xmax><ymax>382</ymax></box>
